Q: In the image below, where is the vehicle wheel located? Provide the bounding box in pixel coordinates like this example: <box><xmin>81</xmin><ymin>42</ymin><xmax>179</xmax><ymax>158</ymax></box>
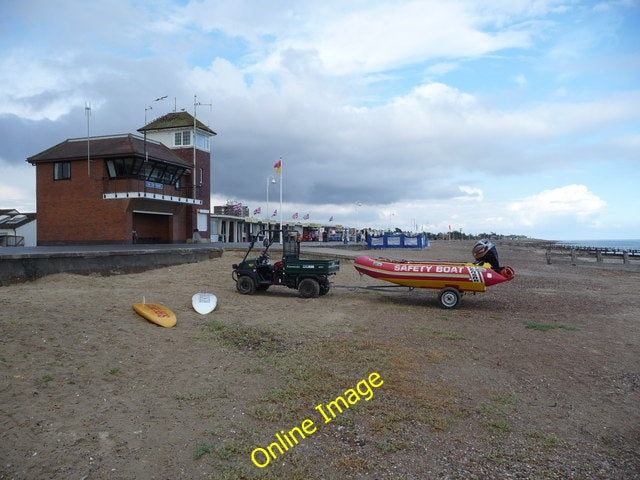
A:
<box><xmin>236</xmin><ymin>275</ymin><xmax>256</xmax><ymax>295</ymax></box>
<box><xmin>298</xmin><ymin>278</ymin><xmax>320</xmax><ymax>298</ymax></box>
<box><xmin>438</xmin><ymin>287</ymin><xmax>461</xmax><ymax>309</ymax></box>
<box><xmin>319</xmin><ymin>279</ymin><xmax>331</xmax><ymax>296</ymax></box>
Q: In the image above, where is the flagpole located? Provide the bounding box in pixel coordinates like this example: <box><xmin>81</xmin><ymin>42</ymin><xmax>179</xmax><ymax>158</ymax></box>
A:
<box><xmin>266</xmin><ymin>176</ymin><xmax>271</xmax><ymax>234</ymax></box>
<box><xmin>279</xmin><ymin>157</ymin><xmax>283</xmax><ymax>244</ymax></box>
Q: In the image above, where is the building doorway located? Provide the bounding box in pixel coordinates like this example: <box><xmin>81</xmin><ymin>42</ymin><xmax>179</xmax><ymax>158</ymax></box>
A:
<box><xmin>132</xmin><ymin>211</ymin><xmax>172</xmax><ymax>243</ymax></box>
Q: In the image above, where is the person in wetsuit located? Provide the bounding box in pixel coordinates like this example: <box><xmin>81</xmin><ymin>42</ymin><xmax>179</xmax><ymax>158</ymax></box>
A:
<box><xmin>472</xmin><ymin>239</ymin><xmax>501</xmax><ymax>272</ymax></box>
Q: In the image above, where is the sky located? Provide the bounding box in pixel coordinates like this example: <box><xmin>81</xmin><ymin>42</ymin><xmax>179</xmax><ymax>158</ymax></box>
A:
<box><xmin>1</xmin><ymin>0</ymin><xmax>639</xmax><ymax>240</ymax></box>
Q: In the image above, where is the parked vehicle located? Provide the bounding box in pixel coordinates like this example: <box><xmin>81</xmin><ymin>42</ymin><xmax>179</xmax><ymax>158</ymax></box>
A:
<box><xmin>232</xmin><ymin>229</ymin><xmax>340</xmax><ymax>298</ymax></box>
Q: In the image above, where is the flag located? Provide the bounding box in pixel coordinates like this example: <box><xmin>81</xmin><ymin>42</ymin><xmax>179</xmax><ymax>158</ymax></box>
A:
<box><xmin>329</xmin><ymin>216</ymin><xmax>333</xmax><ymax>222</ymax></box>
<box><xmin>232</xmin><ymin>203</ymin><xmax>243</xmax><ymax>212</ymax></box>
<box><xmin>303</xmin><ymin>214</ymin><xmax>309</xmax><ymax>220</ymax></box>
<box><xmin>272</xmin><ymin>209</ymin><xmax>277</xmax><ymax>217</ymax></box>
<box><xmin>292</xmin><ymin>212</ymin><xmax>298</xmax><ymax>219</ymax></box>
<box><xmin>273</xmin><ymin>159</ymin><xmax>282</xmax><ymax>174</ymax></box>
<box><xmin>253</xmin><ymin>207</ymin><xmax>261</xmax><ymax>215</ymax></box>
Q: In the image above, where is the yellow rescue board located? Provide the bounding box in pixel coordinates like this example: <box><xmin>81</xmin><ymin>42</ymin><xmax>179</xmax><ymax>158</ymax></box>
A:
<box><xmin>132</xmin><ymin>303</ymin><xmax>177</xmax><ymax>328</ymax></box>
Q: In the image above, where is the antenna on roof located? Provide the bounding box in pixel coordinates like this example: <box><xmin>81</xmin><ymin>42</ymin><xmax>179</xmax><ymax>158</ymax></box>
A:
<box><xmin>85</xmin><ymin>102</ymin><xmax>91</xmax><ymax>177</ymax></box>
<box><xmin>193</xmin><ymin>95</ymin><xmax>212</xmax><ymax>192</ymax></box>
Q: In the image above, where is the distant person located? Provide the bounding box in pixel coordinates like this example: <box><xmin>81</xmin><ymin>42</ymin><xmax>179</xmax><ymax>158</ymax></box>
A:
<box><xmin>472</xmin><ymin>239</ymin><xmax>501</xmax><ymax>271</ymax></box>
<box><xmin>132</xmin><ymin>229</ymin><xmax>138</xmax><ymax>244</ymax></box>
<box><xmin>193</xmin><ymin>229</ymin><xmax>201</xmax><ymax>243</ymax></box>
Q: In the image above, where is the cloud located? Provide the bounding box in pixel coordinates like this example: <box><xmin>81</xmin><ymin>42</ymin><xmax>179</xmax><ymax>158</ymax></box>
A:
<box><xmin>1</xmin><ymin>0</ymin><xmax>638</xmax><ymax>240</ymax></box>
<box><xmin>507</xmin><ymin>185</ymin><xmax>606</xmax><ymax>226</ymax></box>
<box><xmin>456</xmin><ymin>185</ymin><xmax>484</xmax><ymax>201</ymax></box>
<box><xmin>245</xmin><ymin>1</ymin><xmax>539</xmax><ymax>79</ymax></box>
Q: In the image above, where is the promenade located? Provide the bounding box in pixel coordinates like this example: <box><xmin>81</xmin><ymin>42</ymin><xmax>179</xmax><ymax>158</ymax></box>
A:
<box><xmin>0</xmin><ymin>241</ymin><xmax>367</xmax><ymax>285</ymax></box>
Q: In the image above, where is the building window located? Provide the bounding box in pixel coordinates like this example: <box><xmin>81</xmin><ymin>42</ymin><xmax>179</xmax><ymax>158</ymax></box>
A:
<box><xmin>105</xmin><ymin>158</ymin><xmax>184</xmax><ymax>186</ymax></box>
<box><xmin>106</xmin><ymin>158</ymin><xmax>144</xmax><ymax>178</ymax></box>
<box><xmin>196</xmin><ymin>132</ymin><xmax>210</xmax><ymax>151</ymax></box>
<box><xmin>53</xmin><ymin>162</ymin><xmax>70</xmax><ymax>180</ymax></box>
<box><xmin>174</xmin><ymin>130</ymin><xmax>191</xmax><ymax>146</ymax></box>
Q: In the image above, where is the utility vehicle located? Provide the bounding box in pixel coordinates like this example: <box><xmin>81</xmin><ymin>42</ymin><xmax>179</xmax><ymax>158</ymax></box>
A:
<box><xmin>232</xmin><ymin>229</ymin><xmax>340</xmax><ymax>298</ymax></box>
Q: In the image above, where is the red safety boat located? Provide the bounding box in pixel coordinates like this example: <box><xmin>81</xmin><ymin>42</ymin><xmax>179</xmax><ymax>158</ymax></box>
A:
<box><xmin>353</xmin><ymin>255</ymin><xmax>515</xmax><ymax>309</ymax></box>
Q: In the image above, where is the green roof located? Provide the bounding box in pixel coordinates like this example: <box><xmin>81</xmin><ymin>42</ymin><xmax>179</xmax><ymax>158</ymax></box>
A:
<box><xmin>138</xmin><ymin>111</ymin><xmax>216</xmax><ymax>135</ymax></box>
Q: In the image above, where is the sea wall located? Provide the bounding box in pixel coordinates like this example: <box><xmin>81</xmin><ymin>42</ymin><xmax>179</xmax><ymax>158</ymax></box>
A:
<box><xmin>0</xmin><ymin>246</ymin><xmax>223</xmax><ymax>286</ymax></box>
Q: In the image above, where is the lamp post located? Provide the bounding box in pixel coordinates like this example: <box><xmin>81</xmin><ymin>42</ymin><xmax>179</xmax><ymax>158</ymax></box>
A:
<box><xmin>355</xmin><ymin>201</ymin><xmax>362</xmax><ymax>242</ymax></box>
<box><xmin>143</xmin><ymin>95</ymin><xmax>167</xmax><ymax>162</ymax></box>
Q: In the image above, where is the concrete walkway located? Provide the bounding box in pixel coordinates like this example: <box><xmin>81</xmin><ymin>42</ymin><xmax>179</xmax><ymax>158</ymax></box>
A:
<box><xmin>0</xmin><ymin>241</ymin><xmax>371</xmax><ymax>285</ymax></box>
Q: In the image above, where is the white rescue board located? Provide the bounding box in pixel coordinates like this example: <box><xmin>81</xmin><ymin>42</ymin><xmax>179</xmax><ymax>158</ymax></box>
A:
<box><xmin>192</xmin><ymin>293</ymin><xmax>217</xmax><ymax>314</ymax></box>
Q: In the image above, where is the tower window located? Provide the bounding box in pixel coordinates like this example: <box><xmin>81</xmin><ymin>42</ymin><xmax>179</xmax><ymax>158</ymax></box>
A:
<box><xmin>174</xmin><ymin>130</ymin><xmax>191</xmax><ymax>146</ymax></box>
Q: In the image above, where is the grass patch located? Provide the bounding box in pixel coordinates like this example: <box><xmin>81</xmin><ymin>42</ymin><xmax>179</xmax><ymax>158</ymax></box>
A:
<box><xmin>541</xmin><ymin>434</ymin><xmax>561</xmax><ymax>450</ymax></box>
<box><xmin>248</xmin><ymin>337</ymin><xmax>392</xmax><ymax>423</ymax></box>
<box><xmin>174</xmin><ymin>391</ymin><xmax>210</xmax><ymax>402</ymax></box>
<box><xmin>524</xmin><ymin>322</ymin><xmax>579</xmax><ymax>332</ymax></box>
<box><xmin>193</xmin><ymin>438</ymin><xmax>244</xmax><ymax>461</ymax></box>
<box><xmin>490</xmin><ymin>394</ymin><xmax>519</xmax><ymax>406</ymax></box>
<box><xmin>475</xmin><ymin>394</ymin><xmax>519</xmax><ymax>416</ymax></box>
<box><xmin>475</xmin><ymin>393</ymin><xmax>519</xmax><ymax>435</ymax></box>
<box><xmin>40</xmin><ymin>374</ymin><xmax>54</xmax><ymax>383</ymax></box>
<box><xmin>108</xmin><ymin>368</ymin><xmax>122</xmax><ymax>375</ymax></box>
<box><xmin>376</xmin><ymin>438</ymin><xmax>412</xmax><ymax>454</ymax></box>
<box><xmin>206</xmin><ymin>320</ymin><xmax>286</xmax><ymax>354</ymax></box>
<box><xmin>193</xmin><ymin>441</ymin><xmax>214</xmax><ymax>460</ymax></box>
<box><xmin>483</xmin><ymin>419</ymin><xmax>512</xmax><ymax>434</ymax></box>
<box><xmin>424</xmin><ymin>413</ymin><xmax>451</xmax><ymax>431</ymax></box>
<box><xmin>196</xmin><ymin>323</ymin><xmax>463</xmax><ymax>477</ymax></box>
<box><xmin>526</xmin><ymin>430</ymin><xmax>562</xmax><ymax>450</ymax></box>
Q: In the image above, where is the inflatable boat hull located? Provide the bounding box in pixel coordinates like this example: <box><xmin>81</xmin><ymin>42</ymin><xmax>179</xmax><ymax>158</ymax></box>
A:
<box><xmin>353</xmin><ymin>255</ymin><xmax>514</xmax><ymax>293</ymax></box>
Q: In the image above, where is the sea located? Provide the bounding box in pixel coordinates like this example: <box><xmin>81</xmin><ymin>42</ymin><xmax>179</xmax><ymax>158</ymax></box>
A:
<box><xmin>556</xmin><ymin>239</ymin><xmax>640</xmax><ymax>252</ymax></box>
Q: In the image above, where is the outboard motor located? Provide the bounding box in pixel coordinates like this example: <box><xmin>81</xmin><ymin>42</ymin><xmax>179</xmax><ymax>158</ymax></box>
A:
<box><xmin>472</xmin><ymin>239</ymin><xmax>501</xmax><ymax>272</ymax></box>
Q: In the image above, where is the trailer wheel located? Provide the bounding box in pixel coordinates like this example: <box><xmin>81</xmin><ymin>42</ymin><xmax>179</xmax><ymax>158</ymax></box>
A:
<box><xmin>298</xmin><ymin>278</ymin><xmax>320</xmax><ymax>298</ymax></box>
<box><xmin>236</xmin><ymin>275</ymin><xmax>256</xmax><ymax>295</ymax></box>
<box><xmin>438</xmin><ymin>287</ymin><xmax>461</xmax><ymax>309</ymax></box>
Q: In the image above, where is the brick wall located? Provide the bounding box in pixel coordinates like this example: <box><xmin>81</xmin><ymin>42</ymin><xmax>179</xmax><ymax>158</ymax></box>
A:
<box><xmin>35</xmin><ymin>160</ymin><xmax>190</xmax><ymax>245</ymax></box>
<box><xmin>171</xmin><ymin>147</ymin><xmax>211</xmax><ymax>235</ymax></box>
<box><xmin>36</xmin><ymin>161</ymin><xmax>129</xmax><ymax>244</ymax></box>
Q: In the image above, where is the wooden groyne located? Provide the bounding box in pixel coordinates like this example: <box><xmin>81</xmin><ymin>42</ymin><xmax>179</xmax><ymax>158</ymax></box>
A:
<box><xmin>545</xmin><ymin>245</ymin><xmax>639</xmax><ymax>266</ymax></box>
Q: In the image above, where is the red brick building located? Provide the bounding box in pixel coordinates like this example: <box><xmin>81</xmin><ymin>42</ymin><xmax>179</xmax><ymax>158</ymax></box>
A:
<box><xmin>27</xmin><ymin>112</ymin><xmax>216</xmax><ymax>245</ymax></box>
